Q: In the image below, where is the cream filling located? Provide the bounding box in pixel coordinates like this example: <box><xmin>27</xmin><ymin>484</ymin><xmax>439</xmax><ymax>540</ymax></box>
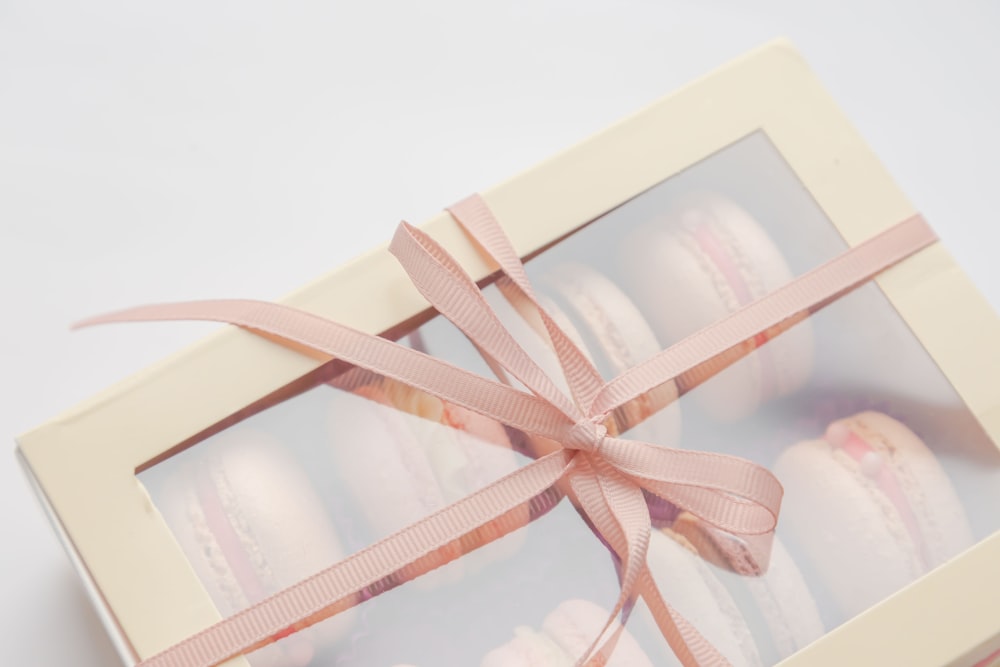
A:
<box><xmin>690</xmin><ymin>220</ymin><xmax>777</xmax><ymax>399</ymax></box>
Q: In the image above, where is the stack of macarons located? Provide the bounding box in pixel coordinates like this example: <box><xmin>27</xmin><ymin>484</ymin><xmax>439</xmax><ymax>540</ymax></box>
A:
<box><xmin>159</xmin><ymin>430</ymin><xmax>356</xmax><ymax>667</ymax></box>
<box><xmin>773</xmin><ymin>411</ymin><xmax>974</xmax><ymax>621</ymax></box>
<box><xmin>328</xmin><ymin>376</ymin><xmax>529</xmax><ymax>588</ymax></box>
<box><xmin>618</xmin><ymin>192</ymin><xmax>814</xmax><ymax>421</ymax></box>
<box><xmin>481</xmin><ymin>599</ymin><xmax>655</xmax><ymax>667</ymax></box>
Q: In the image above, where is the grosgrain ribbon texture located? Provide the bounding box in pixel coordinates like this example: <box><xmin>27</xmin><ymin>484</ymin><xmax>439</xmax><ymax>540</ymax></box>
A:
<box><xmin>76</xmin><ymin>195</ymin><xmax>937</xmax><ymax>667</ymax></box>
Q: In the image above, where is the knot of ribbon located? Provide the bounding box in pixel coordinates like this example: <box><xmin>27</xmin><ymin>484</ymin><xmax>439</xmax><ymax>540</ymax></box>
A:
<box><xmin>77</xmin><ymin>194</ymin><xmax>937</xmax><ymax>667</ymax></box>
<box><xmin>565</xmin><ymin>419</ymin><xmax>609</xmax><ymax>454</ymax></box>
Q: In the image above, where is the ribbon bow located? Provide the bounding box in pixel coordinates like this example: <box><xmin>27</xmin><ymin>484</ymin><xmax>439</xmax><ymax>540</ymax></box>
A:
<box><xmin>78</xmin><ymin>195</ymin><xmax>937</xmax><ymax>667</ymax></box>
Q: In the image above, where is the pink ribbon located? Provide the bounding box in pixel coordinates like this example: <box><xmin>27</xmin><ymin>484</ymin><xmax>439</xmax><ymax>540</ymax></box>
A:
<box><xmin>77</xmin><ymin>195</ymin><xmax>937</xmax><ymax>667</ymax></box>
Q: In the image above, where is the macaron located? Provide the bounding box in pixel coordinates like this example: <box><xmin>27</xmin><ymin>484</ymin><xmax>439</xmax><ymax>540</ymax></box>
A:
<box><xmin>159</xmin><ymin>430</ymin><xmax>356</xmax><ymax>667</ymax></box>
<box><xmin>328</xmin><ymin>378</ymin><xmax>528</xmax><ymax>588</ymax></box>
<box><xmin>541</xmin><ymin>263</ymin><xmax>681</xmax><ymax>445</ymax></box>
<box><xmin>662</xmin><ymin>512</ymin><xmax>825</xmax><ymax>662</ymax></box>
<box><xmin>642</xmin><ymin>529</ymin><xmax>762</xmax><ymax>667</ymax></box>
<box><xmin>481</xmin><ymin>599</ymin><xmax>655</xmax><ymax>667</ymax></box>
<box><xmin>772</xmin><ymin>411</ymin><xmax>974</xmax><ymax>620</ymax></box>
<box><xmin>617</xmin><ymin>192</ymin><xmax>814</xmax><ymax>421</ymax></box>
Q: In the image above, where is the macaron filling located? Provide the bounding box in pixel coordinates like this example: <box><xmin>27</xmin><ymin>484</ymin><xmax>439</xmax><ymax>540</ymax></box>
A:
<box><xmin>825</xmin><ymin>422</ymin><xmax>928</xmax><ymax>567</ymax></box>
<box><xmin>194</xmin><ymin>465</ymin><xmax>316</xmax><ymax>663</ymax></box>
<box><xmin>194</xmin><ymin>465</ymin><xmax>270</xmax><ymax>606</ymax></box>
<box><xmin>691</xmin><ymin>221</ymin><xmax>777</xmax><ymax>398</ymax></box>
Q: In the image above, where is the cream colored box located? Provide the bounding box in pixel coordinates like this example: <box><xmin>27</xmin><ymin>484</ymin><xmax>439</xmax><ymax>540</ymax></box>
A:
<box><xmin>17</xmin><ymin>40</ymin><xmax>1000</xmax><ymax>666</ymax></box>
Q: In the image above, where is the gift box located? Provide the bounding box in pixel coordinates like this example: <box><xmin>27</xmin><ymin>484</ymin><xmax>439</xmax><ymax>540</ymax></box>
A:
<box><xmin>17</xmin><ymin>40</ymin><xmax>1000</xmax><ymax>667</ymax></box>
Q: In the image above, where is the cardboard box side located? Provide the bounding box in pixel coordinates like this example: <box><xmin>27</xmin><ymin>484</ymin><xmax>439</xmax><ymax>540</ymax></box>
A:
<box><xmin>16</xmin><ymin>448</ymin><xmax>138</xmax><ymax>666</ymax></box>
<box><xmin>777</xmin><ymin>532</ymin><xmax>1000</xmax><ymax>667</ymax></box>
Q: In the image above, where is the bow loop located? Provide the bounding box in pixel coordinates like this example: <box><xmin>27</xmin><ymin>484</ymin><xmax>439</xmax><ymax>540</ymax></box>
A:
<box><xmin>389</xmin><ymin>220</ymin><xmax>585</xmax><ymax>422</ymax></box>
<box><xmin>447</xmin><ymin>195</ymin><xmax>606</xmax><ymax>412</ymax></box>
<box><xmin>599</xmin><ymin>436</ymin><xmax>782</xmax><ymax>536</ymax></box>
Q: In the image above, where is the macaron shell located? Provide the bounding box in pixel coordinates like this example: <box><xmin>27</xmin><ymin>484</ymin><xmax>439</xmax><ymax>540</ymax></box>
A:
<box><xmin>772</xmin><ymin>437</ymin><xmax>924</xmax><ymax>620</ymax></box>
<box><xmin>329</xmin><ymin>386</ymin><xmax>464</xmax><ymax>588</ymax></box>
<box><xmin>208</xmin><ymin>433</ymin><xmax>357</xmax><ymax>646</ymax></box>
<box><xmin>390</xmin><ymin>381</ymin><xmax>528</xmax><ymax>570</ymax></box>
<box><xmin>535</xmin><ymin>294</ymin><xmax>596</xmax><ymax>368</ymax></box>
<box><xmin>160</xmin><ymin>476</ymin><xmax>309</xmax><ymax>667</ymax></box>
<box><xmin>436</xmin><ymin>401</ymin><xmax>529</xmax><ymax>571</ymax></box>
<box><xmin>543</xmin><ymin>263</ymin><xmax>681</xmax><ymax>446</ymax></box>
<box><xmin>742</xmin><ymin>538</ymin><xmax>824</xmax><ymax>659</ymax></box>
<box><xmin>160</xmin><ymin>431</ymin><xmax>356</xmax><ymax>667</ymax></box>
<box><xmin>619</xmin><ymin>217</ymin><xmax>763</xmax><ymax>421</ymax></box>
<box><xmin>840</xmin><ymin>411</ymin><xmax>973</xmax><ymax>566</ymax></box>
<box><xmin>674</xmin><ymin>195</ymin><xmax>792</xmax><ymax>297</ymax></box>
<box><xmin>643</xmin><ymin>531</ymin><xmax>762</xmax><ymax>667</ymax></box>
<box><xmin>484</xmin><ymin>287</ymin><xmax>584</xmax><ymax>397</ymax></box>
<box><xmin>330</xmin><ymin>385</ymin><xmax>448</xmax><ymax>536</ymax></box>
<box><xmin>541</xmin><ymin>599</ymin><xmax>654</xmax><ymax>667</ymax></box>
<box><xmin>618</xmin><ymin>193</ymin><xmax>814</xmax><ymax>421</ymax></box>
<box><xmin>158</xmin><ymin>470</ymin><xmax>248</xmax><ymax>616</ymax></box>
<box><xmin>333</xmin><ymin>384</ymin><xmax>532</xmax><ymax>588</ymax></box>
<box><xmin>480</xmin><ymin>627</ymin><xmax>574</xmax><ymax>667</ymax></box>
<box><xmin>679</xmin><ymin>194</ymin><xmax>813</xmax><ymax>399</ymax></box>
<box><xmin>666</xmin><ymin>513</ymin><xmax>824</xmax><ymax>658</ymax></box>
<box><xmin>544</xmin><ymin>263</ymin><xmax>662</xmax><ymax>372</ymax></box>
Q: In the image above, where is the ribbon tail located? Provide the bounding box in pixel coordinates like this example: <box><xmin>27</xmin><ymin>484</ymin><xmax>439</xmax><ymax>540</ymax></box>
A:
<box><xmin>577</xmin><ymin>621</ymin><xmax>627</xmax><ymax>667</ymax></box>
<box><xmin>74</xmin><ymin>298</ymin><xmax>576</xmax><ymax>442</ymax></box>
<box><xmin>601</xmin><ymin>437</ymin><xmax>782</xmax><ymax>536</ymax></box>
<box><xmin>136</xmin><ymin>451</ymin><xmax>573</xmax><ymax>667</ymax></box>
<box><xmin>448</xmin><ymin>195</ymin><xmax>606</xmax><ymax>410</ymax></box>
<box><xmin>391</xmin><ymin>221</ymin><xmax>583</xmax><ymax>419</ymax></box>
<box><xmin>636</xmin><ymin>565</ymin><xmax>733</xmax><ymax>667</ymax></box>
<box><xmin>567</xmin><ymin>457</ymin><xmax>652</xmax><ymax>666</ymax></box>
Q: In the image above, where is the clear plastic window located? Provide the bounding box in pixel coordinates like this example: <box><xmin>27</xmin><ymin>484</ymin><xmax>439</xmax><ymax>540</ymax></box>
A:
<box><xmin>140</xmin><ymin>132</ymin><xmax>1000</xmax><ymax>666</ymax></box>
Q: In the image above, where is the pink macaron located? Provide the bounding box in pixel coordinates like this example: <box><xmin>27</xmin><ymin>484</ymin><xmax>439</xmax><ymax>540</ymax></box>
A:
<box><xmin>328</xmin><ymin>378</ymin><xmax>529</xmax><ymax>589</ymax></box>
<box><xmin>772</xmin><ymin>411</ymin><xmax>974</xmax><ymax>620</ymax></box>
<box><xmin>159</xmin><ymin>430</ymin><xmax>356</xmax><ymax>667</ymax></box>
<box><xmin>480</xmin><ymin>598</ymin><xmax>655</xmax><ymax>667</ymax></box>
<box><xmin>618</xmin><ymin>192</ymin><xmax>814</xmax><ymax>421</ymax></box>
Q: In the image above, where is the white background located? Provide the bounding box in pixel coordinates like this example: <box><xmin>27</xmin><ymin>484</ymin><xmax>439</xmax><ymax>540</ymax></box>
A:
<box><xmin>1</xmin><ymin>1</ymin><xmax>998</xmax><ymax>665</ymax></box>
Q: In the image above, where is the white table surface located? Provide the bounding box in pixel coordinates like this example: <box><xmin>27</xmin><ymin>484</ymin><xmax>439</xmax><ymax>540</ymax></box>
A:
<box><xmin>2</xmin><ymin>1</ymin><xmax>998</xmax><ymax>664</ymax></box>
